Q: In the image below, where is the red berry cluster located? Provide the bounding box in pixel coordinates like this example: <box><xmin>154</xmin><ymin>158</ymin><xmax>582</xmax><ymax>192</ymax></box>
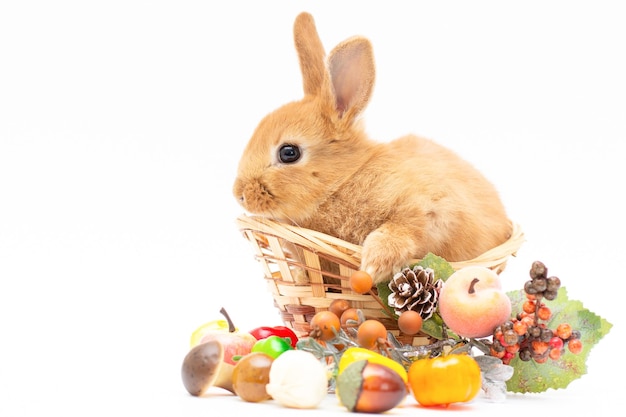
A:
<box><xmin>489</xmin><ymin>261</ymin><xmax>582</xmax><ymax>365</ymax></box>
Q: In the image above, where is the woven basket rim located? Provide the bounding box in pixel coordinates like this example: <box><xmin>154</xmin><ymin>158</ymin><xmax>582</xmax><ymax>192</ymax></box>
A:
<box><xmin>236</xmin><ymin>213</ymin><xmax>525</xmax><ymax>272</ymax></box>
<box><xmin>236</xmin><ymin>213</ymin><xmax>525</xmax><ymax>343</ymax></box>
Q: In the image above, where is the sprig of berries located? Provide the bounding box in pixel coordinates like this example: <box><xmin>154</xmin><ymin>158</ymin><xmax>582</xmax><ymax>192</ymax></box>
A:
<box><xmin>489</xmin><ymin>261</ymin><xmax>582</xmax><ymax>365</ymax></box>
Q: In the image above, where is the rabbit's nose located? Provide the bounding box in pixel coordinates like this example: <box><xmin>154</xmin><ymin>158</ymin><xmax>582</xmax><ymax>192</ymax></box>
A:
<box><xmin>236</xmin><ymin>180</ymin><xmax>275</xmax><ymax>215</ymax></box>
<box><xmin>232</xmin><ymin>180</ymin><xmax>244</xmax><ymax>201</ymax></box>
<box><xmin>235</xmin><ymin>190</ymin><xmax>246</xmax><ymax>207</ymax></box>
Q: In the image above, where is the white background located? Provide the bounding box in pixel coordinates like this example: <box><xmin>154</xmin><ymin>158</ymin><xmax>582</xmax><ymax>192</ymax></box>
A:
<box><xmin>1</xmin><ymin>1</ymin><xmax>624</xmax><ymax>415</ymax></box>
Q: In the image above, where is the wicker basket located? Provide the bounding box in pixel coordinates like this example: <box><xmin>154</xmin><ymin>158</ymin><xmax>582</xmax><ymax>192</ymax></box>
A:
<box><xmin>236</xmin><ymin>214</ymin><xmax>525</xmax><ymax>346</ymax></box>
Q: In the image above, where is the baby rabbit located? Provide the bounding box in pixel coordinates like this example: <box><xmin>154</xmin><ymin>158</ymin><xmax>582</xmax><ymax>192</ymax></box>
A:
<box><xmin>233</xmin><ymin>12</ymin><xmax>512</xmax><ymax>284</ymax></box>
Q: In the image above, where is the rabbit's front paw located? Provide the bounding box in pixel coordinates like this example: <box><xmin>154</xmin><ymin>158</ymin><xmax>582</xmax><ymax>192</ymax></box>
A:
<box><xmin>360</xmin><ymin>227</ymin><xmax>417</xmax><ymax>284</ymax></box>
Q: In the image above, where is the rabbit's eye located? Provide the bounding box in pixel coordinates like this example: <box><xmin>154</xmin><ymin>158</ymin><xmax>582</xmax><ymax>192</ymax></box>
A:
<box><xmin>278</xmin><ymin>144</ymin><xmax>301</xmax><ymax>164</ymax></box>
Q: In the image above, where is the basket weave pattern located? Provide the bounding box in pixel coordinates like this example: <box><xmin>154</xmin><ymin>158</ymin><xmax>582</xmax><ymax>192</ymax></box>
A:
<box><xmin>237</xmin><ymin>214</ymin><xmax>525</xmax><ymax>346</ymax></box>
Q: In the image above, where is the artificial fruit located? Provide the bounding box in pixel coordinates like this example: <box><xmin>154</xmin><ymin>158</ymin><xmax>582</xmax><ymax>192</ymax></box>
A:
<box><xmin>251</xmin><ymin>335</ymin><xmax>293</xmax><ymax>359</ymax></box>
<box><xmin>338</xmin><ymin>347</ymin><xmax>408</xmax><ymax>385</ymax></box>
<box><xmin>181</xmin><ymin>339</ymin><xmax>235</xmax><ymax>395</ymax></box>
<box><xmin>336</xmin><ymin>359</ymin><xmax>407</xmax><ymax>413</ymax></box>
<box><xmin>408</xmin><ymin>353</ymin><xmax>482</xmax><ymax>407</ymax></box>
<box><xmin>193</xmin><ymin>307</ymin><xmax>256</xmax><ymax>365</ymax></box>
<box><xmin>232</xmin><ymin>352</ymin><xmax>274</xmax><ymax>402</ymax></box>
<box><xmin>265</xmin><ymin>350</ymin><xmax>329</xmax><ymax>409</ymax></box>
<box><xmin>438</xmin><ymin>266</ymin><xmax>512</xmax><ymax>338</ymax></box>
<box><xmin>248</xmin><ymin>325</ymin><xmax>298</xmax><ymax>348</ymax></box>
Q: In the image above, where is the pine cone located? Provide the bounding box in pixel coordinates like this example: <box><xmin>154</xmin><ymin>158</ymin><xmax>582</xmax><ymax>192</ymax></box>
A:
<box><xmin>387</xmin><ymin>265</ymin><xmax>443</xmax><ymax>320</ymax></box>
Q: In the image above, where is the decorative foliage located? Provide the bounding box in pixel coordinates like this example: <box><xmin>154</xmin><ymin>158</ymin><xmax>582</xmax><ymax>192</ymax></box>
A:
<box><xmin>505</xmin><ymin>287</ymin><xmax>613</xmax><ymax>393</ymax></box>
<box><xmin>414</xmin><ymin>253</ymin><xmax>456</xmax><ymax>282</ymax></box>
<box><xmin>377</xmin><ymin>253</ymin><xmax>612</xmax><ymax>394</ymax></box>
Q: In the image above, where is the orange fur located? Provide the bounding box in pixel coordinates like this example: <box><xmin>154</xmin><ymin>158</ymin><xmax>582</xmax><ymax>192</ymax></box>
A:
<box><xmin>233</xmin><ymin>12</ymin><xmax>511</xmax><ymax>284</ymax></box>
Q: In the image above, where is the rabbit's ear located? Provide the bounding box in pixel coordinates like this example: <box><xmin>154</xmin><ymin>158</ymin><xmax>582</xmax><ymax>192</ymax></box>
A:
<box><xmin>326</xmin><ymin>37</ymin><xmax>375</xmax><ymax>121</ymax></box>
<box><xmin>294</xmin><ymin>12</ymin><xmax>326</xmax><ymax>96</ymax></box>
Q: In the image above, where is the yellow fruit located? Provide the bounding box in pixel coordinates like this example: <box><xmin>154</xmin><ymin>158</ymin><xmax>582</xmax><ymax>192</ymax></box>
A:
<box><xmin>338</xmin><ymin>347</ymin><xmax>408</xmax><ymax>384</ymax></box>
<box><xmin>190</xmin><ymin>319</ymin><xmax>232</xmax><ymax>348</ymax></box>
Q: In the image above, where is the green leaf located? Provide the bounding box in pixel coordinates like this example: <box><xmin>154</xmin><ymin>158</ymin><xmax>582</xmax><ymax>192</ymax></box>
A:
<box><xmin>412</xmin><ymin>253</ymin><xmax>455</xmax><ymax>282</ymax></box>
<box><xmin>420</xmin><ymin>312</ymin><xmax>461</xmax><ymax>341</ymax></box>
<box><xmin>421</xmin><ymin>313</ymin><xmax>444</xmax><ymax>339</ymax></box>
<box><xmin>505</xmin><ymin>287</ymin><xmax>613</xmax><ymax>393</ymax></box>
<box><xmin>419</xmin><ymin>313</ymin><xmax>447</xmax><ymax>340</ymax></box>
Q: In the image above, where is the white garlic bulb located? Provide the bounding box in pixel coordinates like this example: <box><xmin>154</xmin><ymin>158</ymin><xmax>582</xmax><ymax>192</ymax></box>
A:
<box><xmin>265</xmin><ymin>350</ymin><xmax>329</xmax><ymax>408</ymax></box>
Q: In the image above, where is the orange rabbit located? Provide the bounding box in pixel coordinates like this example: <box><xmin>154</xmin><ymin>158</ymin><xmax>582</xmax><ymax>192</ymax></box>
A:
<box><xmin>233</xmin><ymin>12</ymin><xmax>512</xmax><ymax>284</ymax></box>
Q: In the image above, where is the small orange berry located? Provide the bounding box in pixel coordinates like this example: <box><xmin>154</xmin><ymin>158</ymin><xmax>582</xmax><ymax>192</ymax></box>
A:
<box><xmin>568</xmin><ymin>338</ymin><xmax>583</xmax><ymax>354</ymax></box>
<box><xmin>531</xmin><ymin>340</ymin><xmax>549</xmax><ymax>355</ymax></box>
<box><xmin>549</xmin><ymin>348</ymin><xmax>562</xmax><ymax>360</ymax></box>
<box><xmin>512</xmin><ymin>320</ymin><xmax>528</xmax><ymax>336</ymax></box>
<box><xmin>522</xmin><ymin>300</ymin><xmax>536</xmax><ymax>314</ymax></box>
<box><xmin>556</xmin><ymin>323</ymin><xmax>573</xmax><ymax>340</ymax></box>
<box><xmin>350</xmin><ymin>270</ymin><xmax>373</xmax><ymax>294</ymax></box>
<box><xmin>329</xmin><ymin>299</ymin><xmax>351</xmax><ymax>319</ymax></box>
<box><xmin>310</xmin><ymin>311</ymin><xmax>341</xmax><ymax>341</ymax></box>
<box><xmin>356</xmin><ymin>319</ymin><xmax>387</xmax><ymax>349</ymax></box>
<box><xmin>397</xmin><ymin>310</ymin><xmax>423</xmax><ymax>336</ymax></box>
<box><xmin>505</xmin><ymin>344</ymin><xmax>520</xmax><ymax>354</ymax></box>
<box><xmin>537</xmin><ymin>305</ymin><xmax>552</xmax><ymax>321</ymax></box>
<box><xmin>340</xmin><ymin>308</ymin><xmax>361</xmax><ymax>330</ymax></box>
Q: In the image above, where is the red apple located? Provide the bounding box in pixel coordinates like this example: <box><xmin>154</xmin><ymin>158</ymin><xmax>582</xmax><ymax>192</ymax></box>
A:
<box><xmin>192</xmin><ymin>308</ymin><xmax>256</xmax><ymax>365</ymax></box>
<box><xmin>438</xmin><ymin>266</ymin><xmax>511</xmax><ymax>338</ymax></box>
<box><xmin>198</xmin><ymin>331</ymin><xmax>256</xmax><ymax>365</ymax></box>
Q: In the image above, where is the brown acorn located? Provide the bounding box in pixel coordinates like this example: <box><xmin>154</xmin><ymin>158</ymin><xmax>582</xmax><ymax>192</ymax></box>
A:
<box><xmin>336</xmin><ymin>359</ymin><xmax>407</xmax><ymax>413</ymax></box>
